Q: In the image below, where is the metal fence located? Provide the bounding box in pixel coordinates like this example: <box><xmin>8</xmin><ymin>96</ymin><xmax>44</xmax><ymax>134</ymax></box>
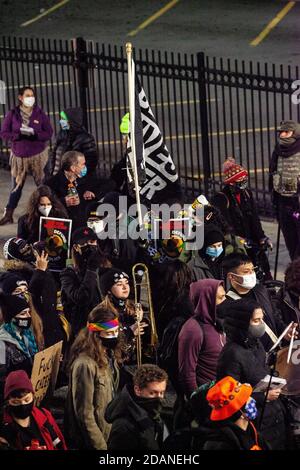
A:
<box><xmin>1</xmin><ymin>36</ymin><xmax>299</xmax><ymax>216</ymax></box>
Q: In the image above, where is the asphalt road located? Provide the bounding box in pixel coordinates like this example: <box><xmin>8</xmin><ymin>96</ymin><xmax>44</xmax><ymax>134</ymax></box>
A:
<box><xmin>1</xmin><ymin>0</ymin><xmax>300</xmax><ymax>213</ymax></box>
<box><xmin>0</xmin><ymin>0</ymin><xmax>300</xmax><ymax>64</ymax></box>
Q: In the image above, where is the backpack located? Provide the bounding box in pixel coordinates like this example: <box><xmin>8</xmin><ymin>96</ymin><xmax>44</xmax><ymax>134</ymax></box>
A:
<box><xmin>157</xmin><ymin>315</ymin><xmax>187</xmax><ymax>378</ymax></box>
<box><xmin>158</xmin><ymin>316</ymin><xmax>205</xmax><ymax>384</ymax></box>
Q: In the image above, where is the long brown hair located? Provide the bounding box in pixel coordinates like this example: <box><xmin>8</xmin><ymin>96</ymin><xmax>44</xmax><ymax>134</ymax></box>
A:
<box><xmin>28</xmin><ymin>297</ymin><xmax>44</xmax><ymax>351</ymax></box>
<box><xmin>25</xmin><ymin>185</ymin><xmax>68</xmax><ymax>231</ymax></box>
<box><xmin>68</xmin><ymin>305</ymin><xmax>124</xmax><ymax>369</ymax></box>
<box><xmin>101</xmin><ymin>295</ymin><xmax>136</xmax><ymax>317</ymax></box>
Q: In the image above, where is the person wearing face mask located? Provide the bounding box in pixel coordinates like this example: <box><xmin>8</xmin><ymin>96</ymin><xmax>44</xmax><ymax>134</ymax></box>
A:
<box><xmin>105</xmin><ymin>364</ymin><xmax>169</xmax><ymax>451</ymax></box>
<box><xmin>65</xmin><ymin>306</ymin><xmax>122</xmax><ymax>449</ymax></box>
<box><xmin>0</xmin><ymin>272</ymin><xmax>45</xmax><ymax>350</ymax></box>
<box><xmin>178</xmin><ymin>279</ymin><xmax>226</xmax><ymax>398</ymax></box>
<box><xmin>17</xmin><ymin>185</ymin><xmax>68</xmax><ymax>244</ymax></box>
<box><xmin>216</xmin><ymin>299</ymin><xmax>287</xmax><ymax>449</ymax></box>
<box><xmin>0</xmin><ymin>86</ymin><xmax>53</xmax><ymax>225</ymax></box>
<box><xmin>60</xmin><ymin>227</ymin><xmax>104</xmax><ymax>338</ymax></box>
<box><xmin>188</xmin><ymin>224</ymin><xmax>225</xmax><ymax>281</ymax></box>
<box><xmin>0</xmin><ymin>294</ymin><xmax>39</xmax><ymax>402</ymax></box>
<box><xmin>0</xmin><ymin>370</ymin><xmax>67</xmax><ymax>450</ymax></box>
<box><xmin>212</xmin><ymin>157</ymin><xmax>273</xmax><ymax>280</ymax></box>
<box><xmin>203</xmin><ymin>376</ymin><xmax>269</xmax><ymax>450</ymax></box>
<box><xmin>221</xmin><ymin>253</ymin><xmax>294</xmax><ymax>352</ymax></box>
<box><xmin>99</xmin><ymin>268</ymin><xmax>148</xmax><ymax>364</ymax></box>
<box><xmin>46</xmin><ymin>150</ymin><xmax>99</xmax><ymax>231</ymax></box>
<box><xmin>270</xmin><ymin>120</ymin><xmax>300</xmax><ymax>260</ymax></box>
<box><xmin>46</xmin><ymin>108</ymin><xmax>98</xmax><ymax>178</ymax></box>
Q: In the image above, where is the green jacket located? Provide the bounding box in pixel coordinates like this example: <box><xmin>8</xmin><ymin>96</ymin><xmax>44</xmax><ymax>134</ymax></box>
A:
<box><xmin>65</xmin><ymin>353</ymin><xmax>119</xmax><ymax>449</ymax></box>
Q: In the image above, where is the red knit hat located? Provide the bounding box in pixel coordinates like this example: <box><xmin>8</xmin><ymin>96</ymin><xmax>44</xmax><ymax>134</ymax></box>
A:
<box><xmin>4</xmin><ymin>370</ymin><xmax>34</xmax><ymax>400</ymax></box>
<box><xmin>223</xmin><ymin>157</ymin><xmax>248</xmax><ymax>184</ymax></box>
<box><xmin>206</xmin><ymin>376</ymin><xmax>252</xmax><ymax>421</ymax></box>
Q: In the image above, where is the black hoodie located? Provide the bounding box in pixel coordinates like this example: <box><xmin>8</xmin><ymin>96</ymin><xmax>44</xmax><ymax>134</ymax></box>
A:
<box><xmin>105</xmin><ymin>384</ymin><xmax>167</xmax><ymax>451</ymax></box>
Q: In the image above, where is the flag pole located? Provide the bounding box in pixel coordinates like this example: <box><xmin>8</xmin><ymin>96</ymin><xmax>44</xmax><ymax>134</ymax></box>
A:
<box><xmin>126</xmin><ymin>42</ymin><xmax>143</xmax><ymax>229</ymax></box>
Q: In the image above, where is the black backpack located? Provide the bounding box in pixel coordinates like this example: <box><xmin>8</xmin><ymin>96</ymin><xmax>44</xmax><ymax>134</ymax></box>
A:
<box><xmin>157</xmin><ymin>315</ymin><xmax>188</xmax><ymax>379</ymax></box>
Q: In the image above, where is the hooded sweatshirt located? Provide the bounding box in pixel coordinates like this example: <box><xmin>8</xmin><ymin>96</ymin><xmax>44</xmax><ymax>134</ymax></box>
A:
<box><xmin>178</xmin><ymin>279</ymin><xmax>226</xmax><ymax>397</ymax></box>
<box><xmin>105</xmin><ymin>384</ymin><xmax>167</xmax><ymax>451</ymax></box>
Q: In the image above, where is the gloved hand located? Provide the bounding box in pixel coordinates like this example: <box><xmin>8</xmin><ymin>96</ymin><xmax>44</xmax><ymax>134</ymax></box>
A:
<box><xmin>86</xmin><ymin>249</ymin><xmax>101</xmax><ymax>271</ymax></box>
<box><xmin>259</xmin><ymin>236</ymin><xmax>273</xmax><ymax>251</ymax></box>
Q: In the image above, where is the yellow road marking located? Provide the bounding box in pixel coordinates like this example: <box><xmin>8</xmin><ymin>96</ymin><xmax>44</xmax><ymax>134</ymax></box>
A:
<box><xmin>96</xmin><ymin>126</ymin><xmax>277</xmax><ymax>146</ymax></box>
<box><xmin>128</xmin><ymin>0</ymin><xmax>180</xmax><ymax>37</ymax></box>
<box><xmin>21</xmin><ymin>0</ymin><xmax>70</xmax><ymax>27</ymax></box>
<box><xmin>250</xmin><ymin>1</ymin><xmax>296</xmax><ymax>46</ymax></box>
<box><xmin>0</xmin><ymin>98</ymin><xmax>215</xmax><ymax>120</ymax></box>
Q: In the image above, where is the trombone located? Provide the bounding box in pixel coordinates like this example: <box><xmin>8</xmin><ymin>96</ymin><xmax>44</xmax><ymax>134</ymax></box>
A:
<box><xmin>132</xmin><ymin>263</ymin><xmax>158</xmax><ymax>367</ymax></box>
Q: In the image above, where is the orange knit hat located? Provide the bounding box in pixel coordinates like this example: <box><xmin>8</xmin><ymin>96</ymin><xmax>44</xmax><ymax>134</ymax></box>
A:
<box><xmin>206</xmin><ymin>376</ymin><xmax>252</xmax><ymax>421</ymax></box>
<box><xmin>223</xmin><ymin>157</ymin><xmax>248</xmax><ymax>184</ymax></box>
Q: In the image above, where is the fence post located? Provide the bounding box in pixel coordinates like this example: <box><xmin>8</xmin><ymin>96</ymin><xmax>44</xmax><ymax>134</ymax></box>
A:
<box><xmin>75</xmin><ymin>37</ymin><xmax>88</xmax><ymax>129</ymax></box>
<box><xmin>197</xmin><ymin>52</ymin><xmax>211</xmax><ymax>196</ymax></box>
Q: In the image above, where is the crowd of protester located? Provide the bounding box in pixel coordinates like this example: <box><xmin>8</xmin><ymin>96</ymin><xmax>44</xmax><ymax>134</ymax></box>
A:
<box><xmin>0</xmin><ymin>86</ymin><xmax>299</xmax><ymax>451</ymax></box>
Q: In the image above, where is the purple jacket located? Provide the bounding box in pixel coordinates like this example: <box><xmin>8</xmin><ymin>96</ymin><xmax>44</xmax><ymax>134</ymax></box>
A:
<box><xmin>178</xmin><ymin>279</ymin><xmax>226</xmax><ymax>396</ymax></box>
<box><xmin>0</xmin><ymin>105</ymin><xmax>53</xmax><ymax>157</ymax></box>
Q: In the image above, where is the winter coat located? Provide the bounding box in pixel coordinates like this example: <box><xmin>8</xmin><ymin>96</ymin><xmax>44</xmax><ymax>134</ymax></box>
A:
<box><xmin>187</xmin><ymin>253</ymin><xmax>215</xmax><ymax>282</ymax></box>
<box><xmin>1</xmin><ymin>406</ymin><xmax>67</xmax><ymax>450</ymax></box>
<box><xmin>105</xmin><ymin>384</ymin><xmax>167</xmax><ymax>451</ymax></box>
<box><xmin>60</xmin><ymin>266</ymin><xmax>102</xmax><ymax>337</ymax></box>
<box><xmin>0</xmin><ymin>105</ymin><xmax>53</xmax><ymax>158</ymax></box>
<box><xmin>178</xmin><ymin>279</ymin><xmax>226</xmax><ymax>397</ymax></box>
<box><xmin>17</xmin><ymin>207</ymin><xmax>68</xmax><ymax>244</ymax></box>
<box><xmin>217</xmin><ymin>318</ymin><xmax>287</xmax><ymax>450</ymax></box>
<box><xmin>224</xmin><ymin>284</ymin><xmax>286</xmax><ymax>352</ymax></box>
<box><xmin>269</xmin><ymin>138</ymin><xmax>300</xmax><ymax>206</ymax></box>
<box><xmin>65</xmin><ymin>353</ymin><xmax>119</xmax><ymax>450</ymax></box>
<box><xmin>212</xmin><ymin>185</ymin><xmax>265</xmax><ymax>243</ymax></box>
<box><xmin>203</xmin><ymin>422</ymin><xmax>269</xmax><ymax>450</ymax></box>
<box><xmin>29</xmin><ymin>269</ymin><xmax>66</xmax><ymax>347</ymax></box>
<box><xmin>49</xmin><ymin>107</ymin><xmax>98</xmax><ymax>175</ymax></box>
<box><xmin>0</xmin><ymin>327</ymin><xmax>35</xmax><ymax>402</ymax></box>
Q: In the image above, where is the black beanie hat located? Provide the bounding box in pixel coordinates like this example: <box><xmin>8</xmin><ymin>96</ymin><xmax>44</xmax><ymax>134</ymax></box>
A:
<box><xmin>223</xmin><ymin>299</ymin><xmax>260</xmax><ymax>344</ymax></box>
<box><xmin>203</xmin><ymin>224</ymin><xmax>225</xmax><ymax>249</ymax></box>
<box><xmin>99</xmin><ymin>268</ymin><xmax>129</xmax><ymax>297</ymax></box>
<box><xmin>278</xmin><ymin>120</ymin><xmax>300</xmax><ymax>138</ymax></box>
<box><xmin>0</xmin><ymin>273</ymin><xmax>28</xmax><ymax>295</ymax></box>
<box><xmin>0</xmin><ymin>293</ymin><xmax>30</xmax><ymax>323</ymax></box>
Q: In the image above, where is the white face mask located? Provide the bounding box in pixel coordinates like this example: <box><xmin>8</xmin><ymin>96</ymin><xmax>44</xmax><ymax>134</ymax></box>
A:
<box><xmin>23</xmin><ymin>96</ymin><xmax>35</xmax><ymax>108</ymax></box>
<box><xmin>87</xmin><ymin>219</ymin><xmax>106</xmax><ymax>238</ymax></box>
<box><xmin>233</xmin><ymin>272</ymin><xmax>257</xmax><ymax>290</ymax></box>
<box><xmin>38</xmin><ymin>205</ymin><xmax>52</xmax><ymax>217</ymax></box>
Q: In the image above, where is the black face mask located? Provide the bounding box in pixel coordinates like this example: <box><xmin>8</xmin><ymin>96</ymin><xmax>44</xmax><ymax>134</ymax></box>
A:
<box><xmin>8</xmin><ymin>401</ymin><xmax>34</xmax><ymax>419</ymax></box>
<box><xmin>80</xmin><ymin>244</ymin><xmax>98</xmax><ymax>258</ymax></box>
<box><xmin>279</xmin><ymin>136</ymin><xmax>296</xmax><ymax>147</ymax></box>
<box><xmin>12</xmin><ymin>317</ymin><xmax>32</xmax><ymax>330</ymax></box>
<box><xmin>135</xmin><ymin>396</ymin><xmax>163</xmax><ymax>418</ymax></box>
<box><xmin>100</xmin><ymin>336</ymin><xmax>119</xmax><ymax>350</ymax></box>
<box><xmin>235</xmin><ymin>180</ymin><xmax>248</xmax><ymax>191</ymax></box>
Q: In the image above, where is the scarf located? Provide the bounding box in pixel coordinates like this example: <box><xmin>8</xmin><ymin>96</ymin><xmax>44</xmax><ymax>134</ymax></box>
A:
<box><xmin>3</xmin><ymin>322</ymin><xmax>39</xmax><ymax>358</ymax></box>
<box><xmin>20</xmin><ymin>105</ymin><xmax>33</xmax><ymax>127</ymax></box>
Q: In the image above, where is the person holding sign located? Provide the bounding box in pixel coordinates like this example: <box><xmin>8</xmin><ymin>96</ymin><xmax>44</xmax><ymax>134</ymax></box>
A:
<box><xmin>0</xmin><ymin>370</ymin><xmax>67</xmax><ymax>450</ymax></box>
<box><xmin>65</xmin><ymin>305</ymin><xmax>122</xmax><ymax>449</ymax></box>
<box><xmin>17</xmin><ymin>185</ymin><xmax>68</xmax><ymax>244</ymax></box>
<box><xmin>0</xmin><ymin>294</ymin><xmax>39</xmax><ymax>403</ymax></box>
